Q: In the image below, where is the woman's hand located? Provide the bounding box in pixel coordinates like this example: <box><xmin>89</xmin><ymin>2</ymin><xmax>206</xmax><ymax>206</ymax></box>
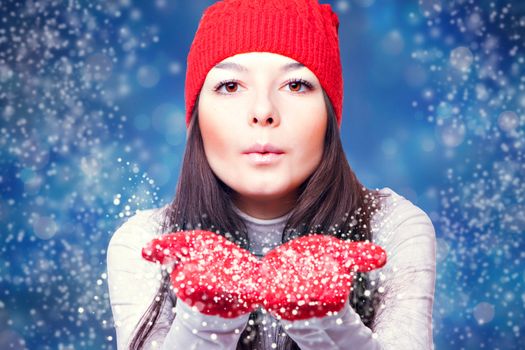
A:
<box><xmin>259</xmin><ymin>234</ymin><xmax>387</xmax><ymax>321</ymax></box>
<box><xmin>142</xmin><ymin>230</ymin><xmax>262</xmax><ymax>318</ymax></box>
<box><xmin>142</xmin><ymin>231</ymin><xmax>387</xmax><ymax>322</ymax></box>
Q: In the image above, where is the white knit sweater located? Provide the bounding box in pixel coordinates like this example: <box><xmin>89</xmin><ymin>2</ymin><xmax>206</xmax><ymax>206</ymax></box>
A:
<box><xmin>106</xmin><ymin>187</ymin><xmax>436</xmax><ymax>349</ymax></box>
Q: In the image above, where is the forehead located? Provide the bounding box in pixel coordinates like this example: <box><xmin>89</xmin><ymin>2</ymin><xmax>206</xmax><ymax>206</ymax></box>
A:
<box><xmin>210</xmin><ymin>52</ymin><xmax>307</xmax><ymax>73</ymax></box>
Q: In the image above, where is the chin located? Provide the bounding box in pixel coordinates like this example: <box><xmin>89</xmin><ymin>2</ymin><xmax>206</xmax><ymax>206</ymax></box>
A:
<box><xmin>237</xmin><ymin>186</ymin><xmax>289</xmax><ymax>201</ymax></box>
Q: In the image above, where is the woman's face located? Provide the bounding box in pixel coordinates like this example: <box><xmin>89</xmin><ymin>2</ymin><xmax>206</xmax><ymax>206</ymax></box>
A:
<box><xmin>198</xmin><ymin>52</ymin><xmax>327</xmax><ymax>219</ymax></box>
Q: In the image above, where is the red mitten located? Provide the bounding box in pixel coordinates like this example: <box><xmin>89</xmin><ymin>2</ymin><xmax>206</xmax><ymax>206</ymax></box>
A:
<box><xmin>142</xmin><ymin>230</ymin><xmax>262</xmax><ymax>318</ymax></box>
<box><xmin>260</xmin><ymin>234</ymin><xmax>387</xmax><ymax>321</ymax></box>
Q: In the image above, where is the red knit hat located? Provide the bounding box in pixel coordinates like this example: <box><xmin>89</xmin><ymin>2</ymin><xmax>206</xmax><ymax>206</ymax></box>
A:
<box><xmin>185</xmin><ymin>0</ymin><xmax>343</xmax><ymax>128</ymax></box>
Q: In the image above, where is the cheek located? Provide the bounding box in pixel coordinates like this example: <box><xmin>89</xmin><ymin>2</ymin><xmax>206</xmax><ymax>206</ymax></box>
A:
<box><xmin>288</xmin><ymin>110</ymin><xmax>327</xmax><ymax>174</ymax></box>
<box><xmin>292</xmin><ymin>105</ymin><xmax>327</xmax><ymax>152</ymax></box>
<box><xmin>197</xmin><ymin>103</ymin><xmax>242</xmax><ymax>180</ymax></box>
<box><xmin>202</xmin><ymin>128</ymin><xmax>227</xmax><ymax>158</ymax></box>
<box><xmin>302</xmin><ymin>124</ymin><xmax>325</xmax><ymax>166</ymax></box>
<box><xmin>198</xmin><ymin>106</ymin><xmax>228</xmax><ymax>158</ymax></box>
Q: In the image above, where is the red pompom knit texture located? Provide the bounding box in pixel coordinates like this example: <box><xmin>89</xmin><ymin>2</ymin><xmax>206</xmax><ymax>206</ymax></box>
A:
<box><xmin>184</xmin><ymin>0</ymin><xmax>344</xmax><ymax>128</ymax></box>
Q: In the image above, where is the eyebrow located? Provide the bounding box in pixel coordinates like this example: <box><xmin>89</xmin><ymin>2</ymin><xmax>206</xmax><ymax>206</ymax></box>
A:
<box><xmin>213</xmin><ymin>61</ymin><xmax>305</xmax><ymax>73</ymax></box>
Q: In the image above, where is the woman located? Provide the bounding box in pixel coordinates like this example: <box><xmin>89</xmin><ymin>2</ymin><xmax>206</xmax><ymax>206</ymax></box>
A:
<box><xmin>106</xmin><ymin>0</ymin><xmax>437</xmax><ymax>349</ymax></box>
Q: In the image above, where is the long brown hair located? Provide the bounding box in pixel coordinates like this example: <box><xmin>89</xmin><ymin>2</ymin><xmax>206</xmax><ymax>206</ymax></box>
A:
<box><xmin>129</xmin><ymin>89</ymin><xmax>391</xmax><ymax>349</ymax></box>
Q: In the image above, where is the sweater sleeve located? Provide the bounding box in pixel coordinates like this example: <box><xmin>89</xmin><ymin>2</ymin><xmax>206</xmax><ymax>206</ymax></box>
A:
<box><xmin>106</xmin><ymin>208</ymin><xmax>250</xmax><ymax>349</ymax></box>
<box><xmin>106</xmin><ymin>208</ymin><xmax>174</xmax><ymax>349</ymax></box>
<box><xmin>278</xmin><ymin>189</ymin><xmax>437</xmax><ymax>350</ymax></box>
<box><xmin>159</xmin><ymin>297</ymin><xmax>250</xmax><ymax>349</ymax></box>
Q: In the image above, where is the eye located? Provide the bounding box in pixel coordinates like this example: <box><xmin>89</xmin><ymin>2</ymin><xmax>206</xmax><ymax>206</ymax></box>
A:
<box><xmin>214</xmin><ymin>79</ymin><xmax>242</xmax><ymax>94</ymax></box>
<box><xmin>284</xmin><ymin>78</ymin><xmax>314</xmax><ymax>93</ymax></box>
<box><xmin>213</xmin><ymin>78</ymin><xmax>314</xmax><ymax>95</ymax></box>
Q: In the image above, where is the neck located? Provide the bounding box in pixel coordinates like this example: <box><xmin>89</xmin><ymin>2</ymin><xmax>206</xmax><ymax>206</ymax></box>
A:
<box><xmin>231</xmin><ymin>193</ymin><xmax>296</xmax><ymax>220</ymax></box>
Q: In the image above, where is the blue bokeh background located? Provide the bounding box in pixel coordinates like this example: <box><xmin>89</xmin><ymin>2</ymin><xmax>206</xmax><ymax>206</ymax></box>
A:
<box><xmin>1</xmin><ymin>0</ymin><xmax>523</xmax><ymax>349</ymax></box>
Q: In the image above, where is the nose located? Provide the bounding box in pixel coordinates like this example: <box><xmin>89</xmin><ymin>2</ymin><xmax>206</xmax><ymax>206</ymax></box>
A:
<box><xmin>249</xmin><ymin>93</ymin><xmax>281</xmax><ymax>127</ymax></box>
<box><xmin>251</xmin><ymin>113</ymin><xmax>278</xmax><ymax>126</ymax></box>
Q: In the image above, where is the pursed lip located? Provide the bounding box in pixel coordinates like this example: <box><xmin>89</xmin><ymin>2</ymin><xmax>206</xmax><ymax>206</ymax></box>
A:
<box><xmin>242</xmin><ymin>143</ymin><xmax>285</xmax><ymax>154</ymax></box>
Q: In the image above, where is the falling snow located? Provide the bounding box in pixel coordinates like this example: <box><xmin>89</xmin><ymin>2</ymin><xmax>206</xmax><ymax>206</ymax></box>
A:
<box><xmin>0</xmin><ymin>0</ymin><xmax>523</xmax><ymax>349</ymax></box>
